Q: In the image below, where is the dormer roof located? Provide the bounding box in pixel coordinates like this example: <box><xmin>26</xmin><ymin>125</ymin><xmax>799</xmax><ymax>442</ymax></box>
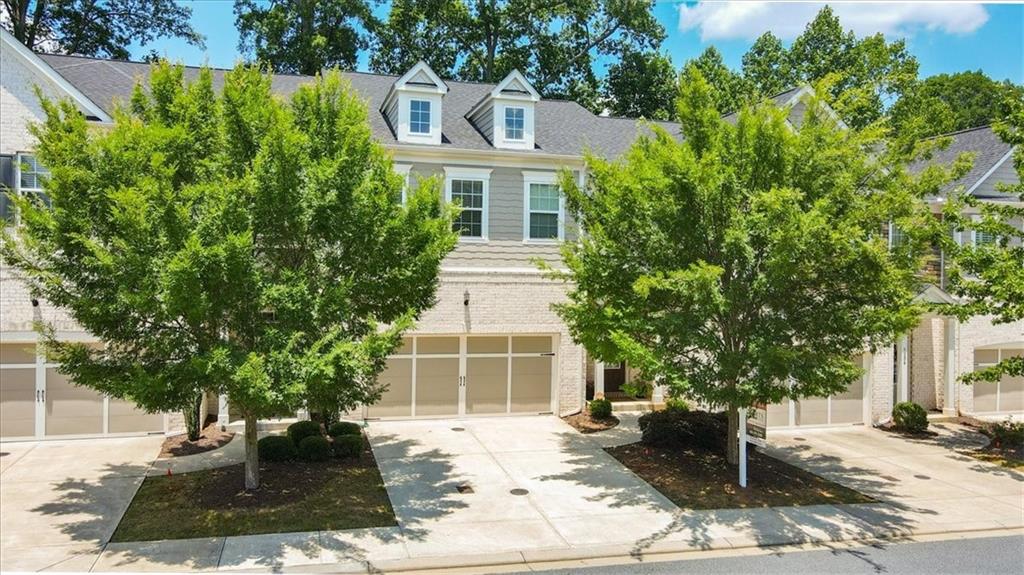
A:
<box><xmin>467</xmin><ymin>70</ymin><xmax>539</xmax><ymax>119</ymax></box>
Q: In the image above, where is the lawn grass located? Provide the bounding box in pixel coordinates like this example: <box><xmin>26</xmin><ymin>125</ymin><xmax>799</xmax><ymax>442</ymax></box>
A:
<box><xmin>607</xmin><ymin>443</ymin><xmax>874</xmax><ymax>509</ymax></box>
<box><xmin>968</xmin><ymin>449</ymin><xmax>1024</xmax><ymax>470</ymax></box>
<box><xmin>112</xmin><ymin>438</ymin><xmax>396</xmax><ymax>542</ymax></box>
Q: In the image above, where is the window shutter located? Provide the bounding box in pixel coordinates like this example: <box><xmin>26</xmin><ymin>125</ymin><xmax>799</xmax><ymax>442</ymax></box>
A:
<box><xmin>0</xmin><ymin>154</ymin><xmax>13</xmax><ymax>222</ymax></box>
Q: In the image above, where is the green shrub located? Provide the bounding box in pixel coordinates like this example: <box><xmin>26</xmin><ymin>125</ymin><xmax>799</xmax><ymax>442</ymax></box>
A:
<box><xmin>257</xmin><ymin>435</ymin><xmax>297</xmax><ymax>462</ymax></box>
<box><xmin>639</xmin><ymin>409</ymin><xmax>727</xmax><ymax>452</ymax></box>
<box><xmin>665</xmin><ymin>397</ymin><xmax>690</xmax><ymax>413</ymax></box>
<box><xmin>328</xmin><ymin>421</ymin><xmax>362</xmax><ymax>437</ymax></box>
<box><xmin>333</xmin><ymin>434</ymin><xmax>363</xmax><ymax>459</ymax></box>
<box><xmin>298</xmin><ymin>435</ymin><xmax>332</xmax><ymax>462</ymax></box>
<box><xmin>892</xmin><ymin>402</ymin><xmax>929</xmax><ymax>433</ymax></box>
<box><xmin>986</xmin><ymin>418</ymin><xmax>1024</xmax><ymax>448</ymax></box>
<box><xmin>589</xmin><ymin>398</ymin><xmax>613</xmax><ymax>419</ymax></box>
<box><xmin>287</xmin><ymin>420</ymin><xmax>322</xmax><ymax>445</ymax></box>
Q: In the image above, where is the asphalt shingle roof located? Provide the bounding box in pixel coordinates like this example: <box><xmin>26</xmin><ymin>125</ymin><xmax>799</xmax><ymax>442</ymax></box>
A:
<box><xmin>909</xmin><ymin>125</ymin><xmax>1016</xmax><ymax>200</ymax></box>
<box><xmin>36</xmin><ymin>53</ymin><xmax>677</xmax><ymax>160</ymax></box>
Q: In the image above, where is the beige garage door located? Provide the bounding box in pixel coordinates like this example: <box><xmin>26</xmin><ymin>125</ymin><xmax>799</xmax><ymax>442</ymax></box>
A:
<box><xmin>0</xmin><ymin>342</ymin><xmax>165</xmax><ymax>439</ymax></box>
<box><xmin>367</xmin><ymin>335</ymin><xmax>555</xmax><ymax>419</ymax></box>
<box><xmin>767</xmin><ymin>355</ymin><xmax>868</xmax><ymax>428</ymax></box>
<box><xmin>974</xmin><ymin>348</ymin><xmax>1024</xmax><ymax>414</ymax></box>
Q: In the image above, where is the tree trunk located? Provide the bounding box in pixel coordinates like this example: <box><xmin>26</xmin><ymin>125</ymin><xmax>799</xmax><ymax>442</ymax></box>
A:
<box><xmin>244</xmin><ymin>412</ymin><xmax>260</xmax><ymax>490</ymax></box>
<box><xmin>726</xmin><ymin>405</ymin><xmax>740</xmax><ymax>466</ymax></box>
<box><xmin>184</xmin><ymin>393</ymin><xmax>203</xmax><ymax>441</ymax></box>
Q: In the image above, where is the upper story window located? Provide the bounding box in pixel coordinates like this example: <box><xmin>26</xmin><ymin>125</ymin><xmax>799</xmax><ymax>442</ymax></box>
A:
<box><xmin>523</xmin><ymin>171</ymin><xmax>563</xmax><ymax>241</ymax></box>
<box><xmin>888</xmin><ymin>222</ymin><xmax>907</xmax><ymax>248</ymax></box>
<box><xmin>410</xmin><ymin>100</ymin><xmax>431</xmax><ymax>134</ymax></box>
<box><xmin>505</xmin><ymin>107</ymin><xmax>525</xmax><ymax>141</ymax></box>
<box><xmin>17</xmin><ymin>153</ymin><xmax>50</xmax><ymax>208</ymax></box>
<box><xmin>450</xmin><ymin>179</ymin><xmax>485</xmax><ymax>238</ymax></box>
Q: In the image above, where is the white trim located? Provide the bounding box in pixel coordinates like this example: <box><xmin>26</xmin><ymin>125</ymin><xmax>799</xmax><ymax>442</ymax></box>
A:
<box><xmin>522</xmin><ymin>170</ymin><xmax>564</xmax><ymax>243</ymax></box>
<box><xmin>1</xmin><ymin>29</ymin><xmax>112</xmax><ymax>123</ymax></box>
<box><xmin>444</xmin><ymin>167</ymin><xmax>491</xmax><ymax>241</ymax></box>
<box><xmin>965</xmin><ymin>148</ymin><xmax>1015</xmax><ymax>196</ymax></box>
<box><xmin>440</xmin><ymin>266</ymin><xmax>566</xmax><ymax>275</ymax></box>
<box><xmin>393</xmin><ymin>163</ymin><xmax>412</xmax><ymax>204</ymax></box>
<box><xmin>390</xmin><ymin>145</ymin><xmax>584</xmax><ymax>168</ymax></box>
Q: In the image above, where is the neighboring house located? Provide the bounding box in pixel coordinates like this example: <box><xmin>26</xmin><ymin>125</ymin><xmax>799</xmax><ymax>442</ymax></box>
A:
<box><xmin>0</xmin><ymin>29</ymin><xmax>1019</xmax><ymax>442</ymax></box>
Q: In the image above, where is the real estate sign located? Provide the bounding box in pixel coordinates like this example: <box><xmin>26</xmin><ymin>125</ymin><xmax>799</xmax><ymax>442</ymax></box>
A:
<box><xmin>746</xmin><ymin>403</ymin><xmax>767</xmax><ymax>448</ymax></box>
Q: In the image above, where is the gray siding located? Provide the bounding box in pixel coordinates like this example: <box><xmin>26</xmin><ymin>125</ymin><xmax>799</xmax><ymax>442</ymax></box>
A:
<box><xmin>470</xmin><ymin>105</ymin><xmax>494</xmax><ymax>142</ymax></box>
<box><xmin>972</xmin><ymin>154</ymin><xmax>1019</xmax><ymax>199</ymax></box>
<box><xmin>384</xmin><ymin>97</ymin><xmax>398</xmax><ymax>130</ymax></box>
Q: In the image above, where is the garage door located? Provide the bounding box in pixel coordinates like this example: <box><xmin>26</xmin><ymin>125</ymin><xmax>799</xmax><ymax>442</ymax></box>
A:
<box><xmin>366</xmin><ymin>335</ymin><xmax>556</xmax><ymax>419</ymax></box>
<box><xmin>0</xmin><ymin>342</ymin><xmax>165</xmax><ymax>439</ymax></box>
<box><xmin>973</xmin><ymin>348</ymin><xmax>1024</xmax><ymax>414</ymax></box>
<box><xmin>767</xmin><ymin>354</ymin><xmax>869</xmax><ymax>428</ymax></box>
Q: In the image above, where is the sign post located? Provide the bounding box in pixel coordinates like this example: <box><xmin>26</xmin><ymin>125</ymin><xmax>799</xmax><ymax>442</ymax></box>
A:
<box><xmin>738</xmin><ymin>407</ymin><xmax>747</xmax><ymax>488</ymax></box>
<box><xmin>738</xmin><ymin>403</ymin><xmax>768</xmax><ymax>489</ymax></box>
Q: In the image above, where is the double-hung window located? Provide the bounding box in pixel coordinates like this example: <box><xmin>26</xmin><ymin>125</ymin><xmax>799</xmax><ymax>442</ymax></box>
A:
<box><xmin>505</xmin><ymin>107</ymin><xmax>525</xmax><ymax>141</ymax></box>
<box><xmin>410</xmin><ymin>99</ymin><xmax>431</xmax><ymax>134</ymax></box>
<box><xmin>17</xmin><ymin>153</ymin><xmax>50</xmax><ymax>208</ymax></box>
<box><xmin>888</xmin><ymin>221</ymin><xmax>908</xmax><ymax>248</ymax></box>
<box><xmin>523</xmin><ymin>172</ymin><xmax>563</xmax><ymax>241</ymax></box>
<box><xmin>446</xmin><ymin>169</ymin><xmax>490</xmax><ymax>239</ymax></box>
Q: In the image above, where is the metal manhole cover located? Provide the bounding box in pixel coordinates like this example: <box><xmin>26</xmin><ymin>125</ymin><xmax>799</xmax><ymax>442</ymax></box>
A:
<box><xmin>914</xmin><ymin>474</ymin><xmax>931</xmax><ymax>480</ymax></box>
<box><xmin>456</xmin><ymin>483</ymin><xmax>474</xmax><ymax>494</ymax></box>
<box><xmin>793</xmin><ymin>437</ymin><xmax>806</xmax><ymax>441</ymax></box>
<box><xmin>510</xmin><ymin>488</ymin><xmax>529</xmax><ymax>496</ymax></box>
<box><xmin>451</xmin><ymin>427</ymin><xmax>465</xmax><ymax>432</ymax></box>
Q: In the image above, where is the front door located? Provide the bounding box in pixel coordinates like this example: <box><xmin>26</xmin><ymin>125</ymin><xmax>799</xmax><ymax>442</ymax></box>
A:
<box><xmin>604</xmin><ymin>362</ymin><xmax>626</xmax><ymax>394</ymax></box>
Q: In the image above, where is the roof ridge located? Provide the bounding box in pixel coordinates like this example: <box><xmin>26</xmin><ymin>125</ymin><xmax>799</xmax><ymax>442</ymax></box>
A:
<box><xmin>920</xmin><ymin>124</ymin><xmax>995</xmax><ymax>141</ymax></box>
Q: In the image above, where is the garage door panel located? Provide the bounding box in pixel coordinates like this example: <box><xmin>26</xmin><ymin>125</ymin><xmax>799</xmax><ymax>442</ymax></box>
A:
<box><xmin>415</xmin><ymin>357</ymin><xmax>460</xmax><ymax>416</ymax></box>
<box><xmin>45</xmin><ymin>368</ymin><xmax>103</xmax><ymax>436</ymax></box>
<box><xmin>1</xmin><ymin>344</ymin><xmax>36</xmax><ymax>364</ymax></box>
<box><xmin>466</xmin><ymin>357</ymin><xmax>508</xmax><ymax>414</ymax></box>
<box><xmin>108</xmin><ymin>398</ymin><xmax>164</xmax><ymax>433</ymax></box>
<box><xmin>1</xmin><ymin>368</ymin><xmax>36</xmax><ymax>438</ymax></box>
<box><xmin>998</xmin><ymin>376</ymin><xmax>1023</xmax><ymax>413</ymax></box>
<box><xmin>511</xmin><ymin>356</ymin><xmax>551</xmax><ymax>413</ymax></box>
<box><xmin>795</xmin><ymin>397</ymin><xmax>828</xmax><ymax>426</ymax></box>
<box><xmin>831</xmin><ymin>374</ymin><xmax>865</xmax><ymax>424</ymax></box>
<box><xmin>369</xmin><ymin>358</ymin><xmax>413</xmax><ymax>417</ymax></box>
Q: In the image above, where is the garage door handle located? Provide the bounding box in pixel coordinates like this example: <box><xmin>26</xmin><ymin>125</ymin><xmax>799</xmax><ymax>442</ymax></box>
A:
<box><xmin>541</xmin><ymin>353</ymin><xmax>555</xmax><ymax>356</ymax></box>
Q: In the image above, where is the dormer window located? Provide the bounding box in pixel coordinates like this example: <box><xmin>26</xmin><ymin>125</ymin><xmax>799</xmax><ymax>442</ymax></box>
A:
<box><xmin>505</xmin><ymin>107</ymin><xmax>525</xmax><ymax>141</ymax></box>
<box><xmin>410</xmin><ymin>100</ymin><xmax>431</xmax><ymax>134</ymax></box>
<box><xmin>381</xmin><ymin>61</ymin><xmax>448</xmax><ymax>146</ymax></box>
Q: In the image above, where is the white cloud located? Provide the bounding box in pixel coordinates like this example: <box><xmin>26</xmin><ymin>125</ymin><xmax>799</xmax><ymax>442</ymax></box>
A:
<box><xmin>678</xmin><ymin>1</ymin><xmax>990</xmax><ymax>41</ymax></box>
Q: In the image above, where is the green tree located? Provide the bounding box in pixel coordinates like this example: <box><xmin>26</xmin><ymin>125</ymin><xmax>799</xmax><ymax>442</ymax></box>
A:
<box><xmin>742</xmin><ymin>31</ymin><xmax>795</xmax><ymax>98</ymax></box>
<box><xmin>1</xmin><ymin>62</ymin><xmax>457</xmax><ymax>489</ymax></box>
<box><xmin>682</xmin><ymin>46</ymin><xmax>748</xmax><ymax>114</ymax></box>
<box><xmin>234</xmin><ymin>0</ymin><xmax>372</xmax><ymax>75</ymax></box>
<box><xmin>548</xmin><ymin>67</ymin><xmax>938</xmax><ymax>466</ymax></box>
<box><xmin>2</xmin><ymin>0</ymin><xmax>203</xmax><ymax>59</ymax></box>
<box><xmin>602</xmin><ymin>49</ymin><xmax>676</xmax><ymax>120</ymax></box>
<box><xmin>939</xmin><ymin>97</ymin><xmax>1024</xmax><ymax>382</ymax></box>
<box><xmin>891</xmin><ymin>71</ymin><xmax>1024</xmax><ymax>138</ymax></box>
<box><xmin>369</xmin><ymin>0</ymin><xmax>664</xmax><ymax>101</ymax></box>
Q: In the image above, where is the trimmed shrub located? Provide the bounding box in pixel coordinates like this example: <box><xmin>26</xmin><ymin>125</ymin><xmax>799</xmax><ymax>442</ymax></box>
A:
<box><xmin>665</xmin><ymin>397</ymin><xmax>690</xmax><ymax>413</ymax></box>
<box><xmin>986</xmin><ymin>419</ymin><xmax>1024</xmax><ymax>448</ymax></box>
<box><xmin>328</xmin><ymin>421</ymin><xmax>362</xmax><ymax>437</ymax></box>
<box><xmin>298</xmin><ymin>435</ymin><xmax>332</xmax><ymax>462</ymax></box>
<box><xmin>287</xmin><ymin>420</ymin><xmax>322</xmax><ymax>445</ymax></box>
<box><xmin>639</xmin><ymin>409</ymin><xmax>727</xmax><ymax>452</ymax></box>
<box><xmin>892</xmin><ymin>402</ymin><xmax>929</xmax><ymax>434</ymax></box>
<box><xmin>589</xmin><ymin>398</ymin><xmax>613</xmax><ymax>419</ymax></box>
<box><xmin>258</xmin><ymin>435</ymin><xmax>297</xmax><ymax>462</ymax></box>
<box><xmin>333</xmin><ymin>434</ymin><xmax>363</xmax><ymax>459</ymax></box>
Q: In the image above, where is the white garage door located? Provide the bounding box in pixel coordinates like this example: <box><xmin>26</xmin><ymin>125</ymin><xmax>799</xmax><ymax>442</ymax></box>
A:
<box><xmin>767</xmin><ymin>354</ymin><xmax>869</xmax><ymax>428</ymax></box>
<box><xmin>366</xmin><ymin>335</ymin><xmax>556</xmax><ymax>419</ymax></box>
<box><xmin>973</xmin><ymin>348</ymin><xmax>1024</xmax><ymax>414</ymax></box>
<box><xmin>0</xmin><ymin>342</ymin><xmax>165</xmax><ymax>440</ymax></box>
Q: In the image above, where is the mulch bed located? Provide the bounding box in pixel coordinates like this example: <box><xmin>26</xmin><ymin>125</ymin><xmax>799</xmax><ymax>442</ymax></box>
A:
<box><xmin>607</xmin><ymin>443</ymin><xmax>874</xmax><ymax>510</ymax></box>
<box><xmin>563</xmin><ymin>411</ymin><xmax>620</xmax><ymax>434</ymax></box>
<box><xmin>955</xmin><ymin>417</ymin><xmax>1024</xmax><ymax>469</ymax></box>
<box><xmin>113</xmin><ymin>436</ymin><xmax>395</xmax><ymax>541</ymax></box>
<box><xmin>159</xmin><ymin>416</ymin><xmax>235</xmax><ymax>458</ymax></box>
<box><xmin>876</xmin><ymin>421</ymin><xmax>939</xmax><ymax>439</ymax></box>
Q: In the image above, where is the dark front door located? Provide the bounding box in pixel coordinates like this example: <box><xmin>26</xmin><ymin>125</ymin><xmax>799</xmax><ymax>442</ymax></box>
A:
<box><xmin>604</xmin><ymin>362</ymin><xmax>626</xmax><ymax>393</ymax></box>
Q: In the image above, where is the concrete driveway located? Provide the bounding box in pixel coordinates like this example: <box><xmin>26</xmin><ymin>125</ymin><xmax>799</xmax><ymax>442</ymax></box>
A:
<box><xmin>0</xmin><ymin>435</ymin><xmax>164</xmax><ymax>572</ymax></box>
<box><xmin>365</xmin><ymin>415</ymin><xmax>680</xmax><ymax>554</ymax></box>
<box><xmin>763</xmin><ymin>423</ymin><xmax>1024</xmax><ymax>534</ymax></box>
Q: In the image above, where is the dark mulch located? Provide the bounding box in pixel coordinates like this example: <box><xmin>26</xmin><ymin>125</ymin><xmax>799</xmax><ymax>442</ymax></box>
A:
<box><xmin>607</xmin><ymin>443</ymin><xmax>874</xmax><ymax>510</ymax></box>
<box><xmin>563</xmin><ymin>411</ymin><xmax>620</xmax><ymax>434</ymax></box>
<box><xmin>113</xmin><ymin>436</ymin><xmax>395</xmax><ymax>541</ymax></box>
<box><xmin>876</xmin><ymin>421</ymin><xmax>939</xmax><ymax>439</ymax></box>
<box><xmin>955</xmin><ymin>417</ymin><xmax>1024</xmax><ymax>469</ymax></box>
<box><xmin>159</xmin><ymin>416</ymin><xmax>235</xmax><ymax>458</ymax></box>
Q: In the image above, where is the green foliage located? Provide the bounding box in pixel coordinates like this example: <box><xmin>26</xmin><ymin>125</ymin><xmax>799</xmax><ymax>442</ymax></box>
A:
<box><xmin>328</xmin><ymin>421</ymin><xmax>362</xmax><ymax>437</ymax></box>
<box><xmin>258</xmin><ymin>435</ymin><xmax>298</xmax><ymax>461</ymax></box>
<box><xmin>985</xmin><ymin>419</ymin><xmax>1024</xmax><ymax>448</ymax></box>
<box><xmin>288</xmin><ymin>420</ymin><xmax>322</xmax><ymax>445</ymax></box>
<box><xmin>2</xmin><ymin>0</ymin><xmax>203</xmax><ymax>59</ymax></box>
<box><xmin>681</xmin><ymin>47</ymin><xmax>749</xmax><ymax>115</ymax></box>
<box><xmin>368</xmin><ymin>0</ymin><xmax>664</xmax><ymax>102</ymax></box>
<box><xmin>742</xmin><ymin>32</ymin><xmax>796</xmax><ymax>98</ymax></box>
<box><xmin>938</xmin><ymin>96</ymin><xmax>1024</xmax><ymax>383</ymax></box>
<box><xmin>549</xmin><ymin>68</ymin><xmax>942</xmax><ymax>463</ymax></box>
<box><xmin>588</xmin><ymin>398</ymin><xmax>613</xmax><ymax>419</ymax></box>
<box><xmin>638</xmin><ymin>409</ymin><xmax>726</xmax><ymax>452</ymax></box>
<box><xmin>332</xmin><ymin>434</ymin><xmax>363</xmax><ymax>458</ymax></box>
<box><xmin>0</xmin><ymin>62</ymin><xmax>458</xmax><ymax>489</ymax></box>
<box><xmin>603</xmin><ymin>50</ymin><xmax>676</xmax><ymax>120</ymax></box>
<box><xmin>892</xmin><ymin>402</ymin><xmax>929</xmax><ymax>434</ymax></box>
<box><xmin>234</xmin><ymin>0</ymin><xmax>373</xmax><ymax>75</ymax></box>
<box><xmin>891</xmin><ymin>72</ymin><xmax>1023</xmax><ymax>139</ymax></box>
<box><xmin>298</xmin><ymin>435</ymin><xmax>332</xmax><ymax>462</ymax></box>
<box><xmin>664</xmin><ymin>397</ymin><xmax>690</xmax><ymax>413</ymax></box>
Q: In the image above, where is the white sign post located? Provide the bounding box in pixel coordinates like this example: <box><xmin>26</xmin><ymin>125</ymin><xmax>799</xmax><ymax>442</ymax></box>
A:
<box><xmin>738</xmin><ymin>407</ymin><xmax>748</xmax><ymax>488</ymax></box>
<box><xmin>738</xmin><ymin>404</ymin><xmax>768</xmax><ymax>489</ymax></box>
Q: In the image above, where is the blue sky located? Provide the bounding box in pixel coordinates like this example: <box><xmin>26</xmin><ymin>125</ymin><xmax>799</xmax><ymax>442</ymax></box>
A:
<box><xmin>132</xmin><ymin>1</ymin><xmax>1023</xmax><ymax>83</ymax></box>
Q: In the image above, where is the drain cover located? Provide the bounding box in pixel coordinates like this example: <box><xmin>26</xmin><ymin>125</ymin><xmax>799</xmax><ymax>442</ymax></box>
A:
<box><xmin>793</xmin><ymin>437</ymin><xmax>806</xmax><ymax>441</ymax></box>
<box><xmin>510</xmin><ymin>488</ymin><xmax>529</xmax><ymax>496</ymax></box>
<box><xmin>451</xmin><ymin>427</ymin><xmax>465</xmax><ymax>432</ymax></box>
<box><xmin>914</xmin><ymin>474</ymin><xmax>931</xmax><ymax>480</ymax></box>
<box><xmin>456</xmin><ymin>483</ymin><xmax>474</xmax><ymax>494</ymax></box>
